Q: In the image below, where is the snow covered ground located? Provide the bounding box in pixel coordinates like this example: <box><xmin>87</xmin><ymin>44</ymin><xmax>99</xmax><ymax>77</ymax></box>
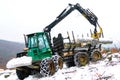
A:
<box><xmin>1</xmin><ymin>53</ymin><xmax>120</xmax><ymax>80</ymax></box>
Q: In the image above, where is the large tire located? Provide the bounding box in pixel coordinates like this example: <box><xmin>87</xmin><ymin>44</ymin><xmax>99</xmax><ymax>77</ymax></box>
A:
<box><xmin>52</xmin><ymin>55</ymin><xmax>63</xmax><ymax>72</ymax></box>
<box><xmin>74</xmin><ymin>52</ymin><xmax>89</xmax><ymax>67</ymax></box>
<box><xmin>16</xmin><ymin>67</ymin><xmax>30</xmax><ymax>80</ymax></box>
<box><xmin>40</xmin><ymin>58</ymin><xmax>56</xmax><ymax>77</ymax></box>
<box><xmin>91</xmin><ymin>50</ymin><xmax>102</xmax><ymax>61</ymax></box>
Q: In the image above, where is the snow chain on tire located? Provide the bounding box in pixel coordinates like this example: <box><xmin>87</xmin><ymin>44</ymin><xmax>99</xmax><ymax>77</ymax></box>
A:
<box><xmin>52</xmin><ymin>55</ymin><xmax>63</xmax><ymax>72</ymax></box>
<box><xmin>74</xmin><ymin>52</ymin><xmax>89</xmax><ymax>67</ymax></box>
<box><xmin>40</xmin><ymin>58</ymin><xmax>55</xmax><ymax>77</ymax></box>
<box><xmin>91</xmin><ymin>50</ymin><xmax>102</xmax><ymax>62</ymax></box>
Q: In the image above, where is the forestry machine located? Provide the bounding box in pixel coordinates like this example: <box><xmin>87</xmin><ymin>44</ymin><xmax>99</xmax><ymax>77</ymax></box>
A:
<box><xmin>6</xmin><ymin>3</ymin><xmax>103</xmax><ymax>80</ymax></box>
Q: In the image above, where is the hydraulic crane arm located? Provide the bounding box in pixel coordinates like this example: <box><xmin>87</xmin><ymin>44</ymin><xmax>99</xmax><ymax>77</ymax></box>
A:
<box><xmin>44</xmin><ymin>3</ymin><xmax>98</xmax><ymax>32</ymax></box>
<box><xmin>43</xmin><ymin>3</ymin><xmax>102</xmax><ymax>41</ymax></box>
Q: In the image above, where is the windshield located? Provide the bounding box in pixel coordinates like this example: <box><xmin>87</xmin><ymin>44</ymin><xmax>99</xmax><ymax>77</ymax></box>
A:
<box><xmin>27</xmin><ymin>33</ymin><xmax>50</xmax><ymax>49</ymax></box>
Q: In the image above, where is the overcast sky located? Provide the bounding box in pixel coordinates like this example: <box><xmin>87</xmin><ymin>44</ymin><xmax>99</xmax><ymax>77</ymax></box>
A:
<box><xmin>0</xmin><ymin>0</ymin><xmax>120</xmax><ymax>42</ymax></box>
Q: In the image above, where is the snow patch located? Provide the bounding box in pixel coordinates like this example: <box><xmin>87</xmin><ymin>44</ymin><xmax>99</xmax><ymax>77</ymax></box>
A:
<box><xmin>6</xmin><ymin>56</ymin><xmax>32</xmax><ymax>69</ymax></box>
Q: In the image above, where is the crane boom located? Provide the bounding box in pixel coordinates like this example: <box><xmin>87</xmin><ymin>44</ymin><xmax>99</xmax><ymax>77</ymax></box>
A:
<box><xmin>44</xmin><ymin>3</ymin><xmax>98</xmax><ymax>32</ymax></box>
